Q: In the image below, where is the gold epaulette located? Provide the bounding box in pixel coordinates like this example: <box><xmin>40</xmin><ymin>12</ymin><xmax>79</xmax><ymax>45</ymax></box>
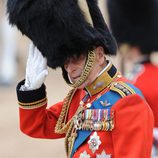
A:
<box><xmin>18</xmin><ymin>97</ymin><xmax>47</xmax><ymax>109</ymax></box>
<box><xmin>109</xmin><ymin>81</ymin><xmax>136</xmax><ymax>97</ymax></box>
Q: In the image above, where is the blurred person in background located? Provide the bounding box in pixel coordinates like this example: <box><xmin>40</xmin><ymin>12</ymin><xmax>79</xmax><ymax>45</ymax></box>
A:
<box><xmin>0</xmin><ymin>0</ymin><xmax>18</xmax><ymax>86</ymax></box>
<box><xmin>7</xmin><ymin>0</ymin><xmax>154</xmax><ymax>157</ymax></box>
<box><xmin>107</xmin><ymin>0</ymin><xmax>158</xmax><ymax>156</ymax></box>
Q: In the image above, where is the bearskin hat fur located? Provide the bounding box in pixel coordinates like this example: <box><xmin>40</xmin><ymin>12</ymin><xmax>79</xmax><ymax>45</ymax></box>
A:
<box><xmin>7</xmin><ymin>0</ymin><xmax>117</xmax><ymax>68</ymax></box>
<box><xmin>107</xmin><ymin>0</ymin><xmax>158</xmax><ymax>54</ymax></box>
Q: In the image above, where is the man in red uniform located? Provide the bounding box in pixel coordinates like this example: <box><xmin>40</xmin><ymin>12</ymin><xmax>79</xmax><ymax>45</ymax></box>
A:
<box><xmin>7</xmin><ymin>0</ymin><xmax>153</xmax><ymax>157</ymax></box>
<box><xmin>107</xmin><ymin>0</ymin><xmax>158</xmax><ymax>156</ymax></box>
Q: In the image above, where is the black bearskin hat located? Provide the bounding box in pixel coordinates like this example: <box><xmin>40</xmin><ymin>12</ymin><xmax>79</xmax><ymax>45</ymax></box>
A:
<box><xmin>7</xmin><ymin>0</ymin><xmax>117</xmax><ymax>69</ymax></box>
<box><xmin>107</xmin><ymin>0</ymin><xmax>158</xmax><ymax>54</ymax></box>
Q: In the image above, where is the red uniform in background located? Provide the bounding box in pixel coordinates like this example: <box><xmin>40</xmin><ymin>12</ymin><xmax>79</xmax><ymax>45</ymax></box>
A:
<box><xmin>126</xmin><ymin>61</ymin><xmax>158</xmax><ymax>156</ymax></box>
<box><xmin>132</xmin><ymin>62</ymin><xmax>158</xmax><ymax>127</ymax></box>
<box><xmin>107</xmin><ymin>1</ymin><xmax>158</xmax><ymax>155</ymax></box>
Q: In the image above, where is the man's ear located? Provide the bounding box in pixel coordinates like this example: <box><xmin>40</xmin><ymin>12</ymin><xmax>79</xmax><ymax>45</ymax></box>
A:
<box><xmin>95</xmin><ymin>46</ymin><xmax>105</xmax><ymax>65</ymax></box>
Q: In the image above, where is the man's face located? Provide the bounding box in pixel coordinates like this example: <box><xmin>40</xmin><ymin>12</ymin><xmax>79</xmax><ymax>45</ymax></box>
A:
<box><xmin>64</xmin><ymin>47</ymin><xmax>105</xmax><ymax>89</ymax></box>
<box><xmin>64</xmin><ymin>54</ymin><xmax>86</xmax><ymax>84</ymax></box>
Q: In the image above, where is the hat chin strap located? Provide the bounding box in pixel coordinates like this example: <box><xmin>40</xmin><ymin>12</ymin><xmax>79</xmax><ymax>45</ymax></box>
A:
<box><xmin>67</xmin><ymin>50</ymin><xmax>96</xmax><ymax>88</ymax></box>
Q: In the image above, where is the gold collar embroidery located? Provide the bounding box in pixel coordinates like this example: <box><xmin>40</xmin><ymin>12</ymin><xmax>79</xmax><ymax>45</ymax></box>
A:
<box><xmin>85</xmin><ymin>61</ymin><xmax>119</xmax><ymax>96</ymax></box>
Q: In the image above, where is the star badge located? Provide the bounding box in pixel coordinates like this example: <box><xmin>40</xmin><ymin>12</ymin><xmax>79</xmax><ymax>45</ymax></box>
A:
<box><xmin>88</xmin><ymin>132</ymin><xmax>101</xmax><ymax>153</ymax></box>
<box><xmin>96</xmin><ymin>150</ymin><xmax>111</xmax><ymax>158</ymax></box>
<box><xmin>79</xmin><ymin>151</ymin><xmax>90</xmax><ymax>158</ymax></box>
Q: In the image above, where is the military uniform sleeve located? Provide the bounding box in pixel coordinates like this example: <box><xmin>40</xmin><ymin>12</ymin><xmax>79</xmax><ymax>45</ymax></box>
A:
<box><xmin>16</xmin><ymin>80</ymin><xmax>65</xmax><ymax>139</ymax></box>
<box><xmin>111</xmin><ymin>94</ymin><xmax>154</xmax><ymax>158</ymax></box>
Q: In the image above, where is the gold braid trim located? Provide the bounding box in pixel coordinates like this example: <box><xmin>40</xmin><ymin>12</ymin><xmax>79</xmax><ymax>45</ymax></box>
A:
<box><xmin>55</xmin><ymin>88</ymin><xmax>85</xmax><ymax>156</ymax></box>
<box><xmin>18</xmin><ymin>98</ymin><xmax>47</xmax><ymax>109</ymax></box>
<box><xmin>55</xmin><ymin>88</ymin><xmax>77</xmax><ymax>134</ymax></box>
<box><xmin>65</xmin><ymin>121</ymin><xmax>74</xmax><ymax>156</ymax></box>
<box><xmin>55</xmin><ymin>51</ymin><xmax>96</xmax><ymax>157</ymax></box>
<box><xmin>65</xmin><ymin>105</ymin><xmax>85</xmax><ymax>157</ymax></box>
<box><xmin>55</xmin><ymin>50</ymin><xmax>96</xmax><ymax>134</ymax></box>
<box><xmin>110</xmin><ymin>81</ymin><xmax>136</xmax><ymax>97</ymax></box>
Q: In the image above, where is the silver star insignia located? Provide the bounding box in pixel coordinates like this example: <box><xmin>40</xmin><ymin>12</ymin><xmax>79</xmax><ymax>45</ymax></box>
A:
<box><xmin>79</xmin><ymin>151</ymin><xmax>90</xmax><ymax>158</ymax></box>
<box><xmin>96</xmin><ymin>150</ymin><xmax>111</xmax><ymax>158</ymax></box>
<box><xmin>88</xmin><ymin>132</ymin><xmax>101</xmax><ymax>153</ymax></box>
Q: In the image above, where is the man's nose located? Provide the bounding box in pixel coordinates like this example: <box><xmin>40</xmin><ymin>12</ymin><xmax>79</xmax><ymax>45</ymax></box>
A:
<box><xmin>65</xmin><ymin>62</ymin><xmax>76</xmax><ymax>73</ymax></box>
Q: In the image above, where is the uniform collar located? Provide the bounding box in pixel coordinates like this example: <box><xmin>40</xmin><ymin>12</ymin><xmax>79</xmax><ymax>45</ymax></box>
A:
<box><xmin>85</xmin><ymin>61</ymin><xmax>119</xmax><ymax>96</ymax></box>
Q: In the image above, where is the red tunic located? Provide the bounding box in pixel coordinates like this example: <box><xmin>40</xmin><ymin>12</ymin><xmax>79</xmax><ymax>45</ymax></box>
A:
<box><xmin>73</xmin><ymin>94</ymin><xmax>153</xmax><ymax>158</ymax></box>
<box><xmin>132</xmin><ymin>63</ymin><xmax>158</xmax><ymax>127</ymax></box>
<box><xmin>17</xmin><ymin>78</ymin><xmax>154</xmax><ymax>158</ymax></box>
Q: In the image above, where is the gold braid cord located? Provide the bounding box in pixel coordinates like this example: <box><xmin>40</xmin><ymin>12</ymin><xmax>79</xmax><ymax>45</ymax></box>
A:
<box><xmin>55</xmin><ymin>88</ymin><xmax>77</xmax><ymax>134</ymax></box>
<box><xmin>55</xmin><ymin>51</ymin><xmax>96</xmax><ymax>156</ymax></box>
<box><xmin>55</xmin><ymin>50</ymin><xmax>96</xmax><ymax>134</ymax></box>
<box><xmin>65</xmin><ymin>121</ymin><xmax>74</xmax><ymax>156</ymax></box>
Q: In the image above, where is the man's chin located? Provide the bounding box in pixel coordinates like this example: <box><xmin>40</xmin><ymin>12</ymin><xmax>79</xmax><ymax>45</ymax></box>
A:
<box><xmin>71</xmin><ymin>76</ymin><xmax>80</xmax><ymax>83</ymax></box>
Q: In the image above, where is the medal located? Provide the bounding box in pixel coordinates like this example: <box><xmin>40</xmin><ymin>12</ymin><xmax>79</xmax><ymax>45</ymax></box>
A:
<box><xmin>88</xmin><ymin>132</ymin><xmax>101</xmax><ymax>153</ymax></box>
